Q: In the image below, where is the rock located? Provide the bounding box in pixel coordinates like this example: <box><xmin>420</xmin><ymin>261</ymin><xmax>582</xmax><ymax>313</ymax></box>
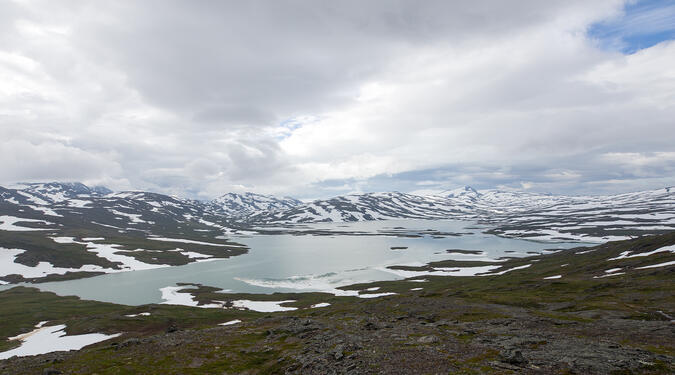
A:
<box><xmin>417</xmin><ymin>335</ymin><xmax>439</xmax><ymax>344</ymax></box>
<box><xmin>500</xmin><ymin>350</ymin><xmax>527</xmax><ymax>366</ymax></box>
<box><xmin>363</xmin><ymin>321</ymin><xmax>380</xmax><ymax>330</ymax></box>
<box><xmin>188</xmin><ymin>358</ymin><xmax>205</xmax><ymax>368</ymax></box>
<box><xmin>333</xmin><ymin>344</ymin><xmax>345</xmax><ymax>360</ymax></box>
<box><xmin>279</xmin><ymin>318</ymin><xmax>320</xmax><ymax>335</ymax></box>
<box><xmin>489</xmin><ymin>360</ymin><xmax>522</xmax><ymax>371</ymax></box>
<box><xmin>43</xmin><ymin>369</ymin><xmax>62</xmax><ymax>375</ymax></box>
<box><xmin>121</xmin><ymin>338</ymin><xmax>141</xmax><ymax>347</ymax></box>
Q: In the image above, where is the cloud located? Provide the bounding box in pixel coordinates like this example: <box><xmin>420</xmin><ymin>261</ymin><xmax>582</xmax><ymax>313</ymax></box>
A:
<box><xmin>0</xmin><ymin>139</ymin><xmax>124</xmax><ymax>185</ymax></box>
<box><xmin>0</xmin><ymin>0</ymin><xmax>673</xmax><ymax>198</ymax></box>
<box><xmin>588</xmin><ymin>0</ymin><xmax>675</xmax><ymax>52</ymax></box>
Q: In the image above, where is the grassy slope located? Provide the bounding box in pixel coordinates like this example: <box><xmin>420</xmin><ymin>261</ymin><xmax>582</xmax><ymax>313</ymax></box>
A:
<box><xmin>0</xmin><ymin>287</ymin><xmax>261</xmax><ymax>353</ymax></box>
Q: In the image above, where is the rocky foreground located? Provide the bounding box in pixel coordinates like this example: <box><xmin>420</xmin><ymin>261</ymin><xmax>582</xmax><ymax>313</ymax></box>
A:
<box><xmin>1</xmin><ymin>233</ymin><xmax>673</xmax><ymax>374</ymax></box>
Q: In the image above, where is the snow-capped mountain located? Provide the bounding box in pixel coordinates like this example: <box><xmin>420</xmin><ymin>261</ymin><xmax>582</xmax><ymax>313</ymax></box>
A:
<box><xmin>2</xmin><ymin>183</ymin><xmax>673</xmax><ymax>234</ymax></box>
<box><xmin>484</xmin><ymin>187</ymin><xmax>675</xmax><ymax>242</ymax></box>
<box><xmin>1</xmin><ymin>183</ymin><xmax>206</xmax><ymax>222</ymax></box>
<box><xmin>247</xmin><ymin>191</ymin><xmax>476</xmax><ymax>223</ymax></box>
<box><xmin>0</xmin><ymin>182</ymin><xmax>251</xmax><ymax>285</ymax></box>
<box><xmin>1</xmin><ymin>182</ymin><xmax>111</xmax><ymax>206</ymax></box>
<box><xmin>209</xmin><ymin>192</ymin><xmax>302</xmax><ymax>217</ymax></box>
<box><xmin>246</xmin><ymin>186</ymin><xmax>580</xmax><ymax>224</ymax></box>
<box><xmin>244</xmin><ymin>186</ymin><xmax>675</xmax><ymax>243</ymax></box>
<box><xmin>439</xmin><ymin>185</ymin><xmax>482</xmax><ymax>202</ymax></box>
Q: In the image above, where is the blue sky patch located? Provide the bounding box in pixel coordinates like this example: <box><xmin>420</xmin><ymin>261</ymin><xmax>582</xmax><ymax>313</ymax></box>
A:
<box><xmin>588</xmin><ymin>0</ymin><xmax>675</xmax><ymax>53</ymax></box>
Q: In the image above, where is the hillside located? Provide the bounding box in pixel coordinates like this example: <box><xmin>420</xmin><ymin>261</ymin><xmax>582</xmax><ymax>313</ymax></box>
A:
<box><xmin>0</xmin><ymin>233</ymin><xmax>672</xmax><ymax>374</ymax></box>
<box><xmin>0</xmin><ymin>183</ymin><xmax>247</xmax><ymax>284</ymax></box>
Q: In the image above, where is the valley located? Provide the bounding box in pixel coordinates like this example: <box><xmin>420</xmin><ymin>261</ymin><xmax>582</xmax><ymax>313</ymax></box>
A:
<box><xmin>0</xmin><ymin>232</ymin><xmax>672</xmax><ymax>374</ymax></box>
<box><xmin>1</xmin><ymin>183</ymin><xmax>673</xmax><ymax>285</ymax></box>
<box><xmin>0</xmin><ymin>182</ymin><xmax>673</xmax><ymax>373</ymax></box>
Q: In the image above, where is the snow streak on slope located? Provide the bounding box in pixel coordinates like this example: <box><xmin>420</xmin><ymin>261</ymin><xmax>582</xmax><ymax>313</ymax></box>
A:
<box><xmin>209</xmin><ymin>192</ymin><xmax>302</xmax><ymax>217</ymax></box>
<box><xmin>484</xmin><ymin>187</ymin><xmax>675</xmax><ymax>243</ymax></box>
<box><xmin>248</xmin><ymin>192</ymin><xmax>475</xmax><ymax>223</ymax></box>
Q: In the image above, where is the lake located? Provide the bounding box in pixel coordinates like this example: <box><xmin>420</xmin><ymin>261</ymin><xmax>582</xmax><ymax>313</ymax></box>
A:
<box><xmin>10</xmin><ymin>220</ymin><xmax>585</xmax><ymax>305</ymax></box>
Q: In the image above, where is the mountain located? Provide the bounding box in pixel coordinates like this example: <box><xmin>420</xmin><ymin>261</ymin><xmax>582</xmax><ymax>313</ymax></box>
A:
<box><xmin>0</xmin><ymin>182</ymin><xmax>247</xmax><ymax>284</ymax></box>
<box><xmin>439</xmin><ymin>185</ymin><xmax>482</xmax><ymax>201</ymax></box>
<box><xmin>246</xmin><ymin>191</ymin><xmax>476</xmax><ymax>223</ymax></box>
<box><xmin>14</xmin><ymin>182</ymin><xmax>112</xmax><ymax>198</ymax></box>
<box><xmin>245</xmin><ymin>186</ymin><xmax>600</xmax><ymax>225</ymax></box>
<box><xmin>484</xmin><ymin>187</ymin><xmax>675</xmax><ymax>242</ymax></box>
<box><xmin>434</xmin><ymin>186</ymin><xmax>585</xmax><ymax>214</ymax></box>
<box><xmin>244</xmin><ymin>186</ymin><xmax>675</xmax><ymax>243</ymax></box>
<box><xmin>2</xmin><ymin>183</ymin><xmax>674</xmax><ymax>237</ymax></box>
<box><xmin>1</xmin><ymin>182</ymin><xmax>110</xmax><ymax>208</ymax></box>
<box><xmin>209</xmin><ymin>192</ymin><xmax>302</xmax><ymax>217</ymax></box>
<box><xmin>1</xmin><ymin>183</ymin><xmax>207</xmax><ymax>223</ymax></box>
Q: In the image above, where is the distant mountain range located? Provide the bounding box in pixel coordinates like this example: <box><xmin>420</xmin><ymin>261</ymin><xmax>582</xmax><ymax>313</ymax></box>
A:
<box><xmin>247</xmin><ymin>186</ymin><xmax>586</xmax><ymax>224</ymax></box>
<box><xmin>1</xmin><ymin>182</ymin><xmax>674</xmax><ymax>230</ymax></box>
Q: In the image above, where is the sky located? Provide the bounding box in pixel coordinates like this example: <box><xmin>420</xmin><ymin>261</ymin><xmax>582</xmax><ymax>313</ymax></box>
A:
<box><xmin>0</xmin><ymin>0</ymin><xmax>674</xmax><ymax>200</ymax></box>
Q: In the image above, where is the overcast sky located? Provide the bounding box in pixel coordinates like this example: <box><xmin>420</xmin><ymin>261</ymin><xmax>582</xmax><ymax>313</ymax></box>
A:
<box><xmin>1</xmin><ymin>0</ymin><xmax>674</xmax><ymax>199</ymax></box>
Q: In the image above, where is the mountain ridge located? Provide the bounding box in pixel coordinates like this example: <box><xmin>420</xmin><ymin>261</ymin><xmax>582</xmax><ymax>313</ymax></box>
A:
<box><xmin>1</xmin><ymin>182</ymin><xmax>673</xmax><ymax>241</ymax></box>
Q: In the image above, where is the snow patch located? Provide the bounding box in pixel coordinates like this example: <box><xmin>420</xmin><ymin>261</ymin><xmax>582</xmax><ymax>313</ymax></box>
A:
<box><xmin>0</xmin><ymin>323</ymin><xmax>121</xmax><ymax>360</ymax></box>
<box><xmin>0</xmin><ymin>216</ymin><xmax>54</xmax><ymax>231</ymax></box>
<box><xmin>635</xmin><ymin>261</ymin><xmax>675</xmax><ymax>269</ymax></box>
<box><xmin>147</xmin><ymin>237</ymin><xmax>241</xmax><ymax>247</ymax></box>
<box><xmin>124</xmin><ymin>312</ymin><xmax>151</xmax><ymax>317</ymax></box>
<box><xmin>159</xmin><ymin>286</ymin><xmax>222</xmax><ymax>308</ymax></box>
<box><xmin>110</xmin><ymin>209</ymin><xmax>146</xmax><ymax>224</ymax></box>
<box><xmin>26</xmin><ymin>205</ymin><xmax>62</xmax><ymax>217</ymax></box>
<box><xmin>51</xmin><ymin>237</ymin><xmax>78</xmax><ymax>244</ymax></box>
<box><xmin>219</xmin><ymin>319</ymin><xmax>242</xmax><ymax>326</ymax></box>
<box><xmin>170</xmin><ymin>249</ymin><xmax>214</xmax><ymax>259</ymax></box>
<box><xmin>66</xmin><ymin>199</ymin><xmax>92</xmax><ymax>208</ymax></box>
<box><xmin>356</xmin><ymin>292</ymin><xmax>397</xmax><ymax>299</ymax></box>
<box><xmin>481</xmin><ymin>263</ymin><xmax>532</xmax><ymax>276</ymax></box>
<box><xmin>608</xmin><ymin>245</ymin><xmax>675</xmax><ymax>260</ymax></box>
<box><xmin>593</xmin><ymin>272</ymin><xmax>625</xmax><ymax>278</ymax></box>
<box><xmin>231</xmin><ymin>300</ymin><xmax>297</xmax><ymax>312</ymax></box>
<box><xmin>84</xmin><ymin>242</ymin><xmax>170</xmax><ymax>272</ymax></box>
<box><xmin>0</xmin><ymin>248</ymin><xmax>109</xmax><ymax>278</ymax></box>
